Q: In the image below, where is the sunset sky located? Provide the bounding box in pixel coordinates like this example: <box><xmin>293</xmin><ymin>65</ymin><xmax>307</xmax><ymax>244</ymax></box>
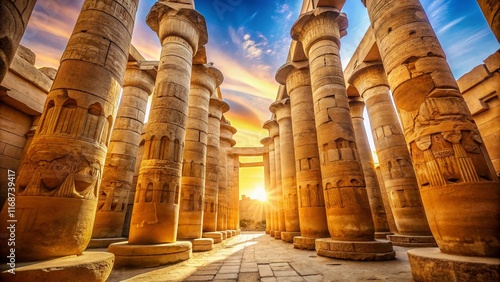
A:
<box><xmin>20</xmin><ymin>0</ymin><xmax>499</xmax><ymax>199</ymax></box>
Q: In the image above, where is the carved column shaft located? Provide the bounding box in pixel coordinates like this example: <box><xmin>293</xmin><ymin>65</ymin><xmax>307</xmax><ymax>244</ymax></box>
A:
<box><xmin>2</xmin><ymin>0</ymin><xmax>139</xmax><ymax>262</ymax></box>
<box><xmin>278</xmin><ymin>65</ymin><xmax>330</xmax><ymax>241</ymax></box>
<box><xmin>218</xmin><ymin>122</ymin><xmax>236</xmax><ymax>231</ymax></box>
<box><xmin>293</xmin><ymin>10</ymin><xmax>375</xmax><ymax>241</ymax></box>
<box><xmin>261</xmin><ymin>137</ymin><xmax>276</xmax><ymax>233</ymax></box>
<box><xmin>266</xmin><ymin>134</ymin><xmax>278</xmax><ymax>233</ymax></box>
<box><xmin>477</xmin><ymin>0</ymin><xmax>500</xmax><ymax>42</ymax></box>
<box><xmin>350</xmin><ymin>63</ymin><xmax>431</xmax><ymax>236</ymax></box>
<box><xmin>233</xmin><ymin>155</ymin><xmax>240</xmax><ymax>230</ymax></box>
<box><xmin>365</xmin><ymin>0</ymin><xmax>500</xmax><ymax>257</ymax></box>
<box><xmin>178</xmin><ymin>64</ymin><xmax>222</xmax><ymax>239</ymax></box>
<box><xmin>93</xmin><ymin>66</ymin><xmax>155</xmax><ymax>239</ymax></box>
<box><xmin>271</xmin><ymin>99</ymin><xmax>300</xmax><ymax>233</ymax></box>
<box><xmin>129</xmin><ymin>3</ymin><xmax>207</xmax><ymax>245</ymax></box>
<box><xmin>0</xmin><ymin>0</ymin><xmax>37</xmax><ymax>81</ymax></box>
<box><xmin>262</xmin><ymin>148</ymin><xmax>272</xmax><ymax>233</ymax></box>
<box><xmin>203</xmin><ymin>98</ymin><xmax>228</xmax><ymax>232</ymax></box>
<box><xmin>348</xmin><ymin>98</ymin><xmax>390</xmax><ymax>234</ymax></box>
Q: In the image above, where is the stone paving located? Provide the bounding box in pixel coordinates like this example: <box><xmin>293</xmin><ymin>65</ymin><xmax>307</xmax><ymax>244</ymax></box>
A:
<box><xmin>107</xmin><ymin>231</ymin><xmax>413</xmax><ymax>281</ymax></box>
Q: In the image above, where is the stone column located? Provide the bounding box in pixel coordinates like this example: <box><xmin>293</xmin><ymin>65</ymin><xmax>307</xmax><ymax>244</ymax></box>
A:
<box><xmin>225</xmin><ymin>141</ymin><xmax>235</xmax><ymax>236</ymax></box>
<box><xmin>177</xmin><ymin>64</ymin><xmax>223</xmax><ymax>252</ymax></box>
<box><xmin>375</xmin><ymin>165</ymin><xmax>398</xmax><ymax>233</ymax></box>
<box><xmin>108</xmin><ymin>2</ymin><xmax>208</xmax><ymax>268</ymax></box>
<box><xmin>477</xmin><ymin>0</ymin><xmax>500</xmax><ymax>42</ymax></box>
<box><xmin>202</xmin><ymin>97</ymin><xmax>229</xmax><ymax>243</ymax></box>
<box><xmin>276</xmin><ymin>62</ymin><xmax>330</xmax><ymax>250</ymax></box>
<box><xmin>233</xmin><ymin>155</ymin><xmax>240</xmax><ymax>233</ymax></box>
<box><xmin>0</xmin><ymin>0</ymin><xmax>37</xmax><ymax>82</ymax></box>
<box><xmin>92</xmin><ymin>65</ymin><xmax>155</xmax><ymax>244</ymax></box>
<box><xmin>349</xmin><ymin>63</ymin><xmax>434</xmax><ymax>246</ymax></box>
<box><xmin>363</xmin><ymin>0</ymin><xmax>500</xmax><ymax>278</ymax></box>
<box><xmin>0</xmin><ymin>0</ymin><xmax>139</xmax><ymax>278</ymax></box>
<box><xmin>348</xmin><ymin>98</ymin><xmax>391</xmax><ymax>239</ymax></box>
<box><xmin>263</xmin><ymin>129</ymin><xmax>279</xmax><ymax>237</ymax></box>
<box><xmin>261</xmin><ymin>137</ymin><xmax>275</xmax><ymax>236</ymax></box>
<box><xmin>264</xmin><ymin>120</ymin><xmax>286</xmax><ymax>239</ymax></box>
<box><xmin>291</xmin><ymin>5</ymin><xmax>395</xmax><ymax>261</ymax></box>
<box><xmin>218</xmin><ymin>120</ymin><xmax>236</xmax><ymax>238</ymax></box>
<box><xmin>270</xmin><ymin>99</ymin><xmax>301</xmax><ymax>243</ymax></box>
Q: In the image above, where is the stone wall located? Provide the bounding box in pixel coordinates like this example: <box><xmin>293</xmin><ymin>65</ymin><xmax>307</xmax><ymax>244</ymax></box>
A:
<box><xmin>0</xmin><ymin>46</ymin><xmax>53</xmax><ymax>209</ymax></box>
<box><xmin>458</xmin><ymin>50</ymin><xmax>500</xmax><ymax>176</ymax></box>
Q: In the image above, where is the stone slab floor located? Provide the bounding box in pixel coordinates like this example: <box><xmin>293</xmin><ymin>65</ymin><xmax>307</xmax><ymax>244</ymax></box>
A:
<box><xmin>104</xmin><ymin>232</ymin><xmax>412</xmax><ymax>281</ymax></box>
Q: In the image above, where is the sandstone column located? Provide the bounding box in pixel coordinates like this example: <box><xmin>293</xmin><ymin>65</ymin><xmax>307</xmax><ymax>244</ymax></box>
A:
<box><xmin>270</xmin><ymin>99</ymin><xmax>301</xmax><ymax>243</ymax></box>
<box><xmin>92</xmin><ymin>65</ymin><xmax>155</xmax><ymax>244</ymax></box>
<box><xmin>349</xmin><ymin>63</ymin><xmax>434</xmax><ymax>246</ymax></box>
<box><xmin>233</xmin><ymin>155</ymin><xmax>240</xmax><ymax>233</ymax></box>
<box><xmin>348</xmin><ymin>98</ymin><xmax>391</xmax><ymax>239</ymax></box>
<box><xmin>108</xmin><ymin>1</ymin><xmax>208</xmax><ymax>268</ymax></box>
<box><xmin>276</xmin><ymin>62</ymin><xmax>330</xmax><ymax>250</ymax></box>
<box><xmin>291</xmin><ymin>4</ymin><xmax>395</xmax><ymax>260</ymax></box>
<box><xmin>363</xmin><ymin>0</ymin><xmax>500</xmax><ymax>278</ymax></box>
<box><xmin>477</xmin><ymin>0</ymin><xmax>500</xmax><ymax>42</ymax></box>
<box><xmin>177</xmin><ymin>63</ymin><xmax>223</xmax><ymax>252</ymax></box>
<box><xmin>263</xmin><ymin>149</ymin><xmax>272</xmax><ymax>234</ymax></box>
<box><xmin>264</xmin><ymin>120</ymin><xmax>286</xmax><ymax>239</ymax></box>
<box><xmin>261</xmin><ymin>137</ymin><xmax>276</xmax><ymax>236</ymax></box>
<box><xmin>0</xmin><ymin>0</ymin><xmax>37</xmax><ymax>82</ymax></box>
<box><xmin>218</xmin><ymin>120</ymin><xmax>236</xmax><ymax>238</ymax></box>
<box><xmin>0</xmin><ymin>0</ymin><xmax>139</xmax><ymax>279</ymax></box>
<box><xmin>375</xmin><ymin>165</ymin><xmax>398</xmax><ymax>233</ymax></box>
<box><xmin>202</xmin><ymin>97</ymin><xmax>229</xmax><ymax>243</ymax></box>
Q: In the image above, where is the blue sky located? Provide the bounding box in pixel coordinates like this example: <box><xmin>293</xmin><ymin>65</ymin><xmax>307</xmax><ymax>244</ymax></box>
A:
<box><xmin>21</xmin><ymin>0</ymin><xmax>500</xmax><ymax>148</ymax></box>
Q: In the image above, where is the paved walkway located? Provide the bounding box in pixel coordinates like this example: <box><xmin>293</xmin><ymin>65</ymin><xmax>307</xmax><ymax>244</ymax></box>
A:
<box><xmin>107</xmin><ymin>232</ymin><xmax>413</xmax><ymax>281</ymax></box>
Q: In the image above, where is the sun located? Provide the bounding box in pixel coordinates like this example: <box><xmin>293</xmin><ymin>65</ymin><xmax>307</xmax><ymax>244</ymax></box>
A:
<box><xmin>250</xmin><ymin>186</ymin><xmax>267</xmax><ymax>202</ymax></box>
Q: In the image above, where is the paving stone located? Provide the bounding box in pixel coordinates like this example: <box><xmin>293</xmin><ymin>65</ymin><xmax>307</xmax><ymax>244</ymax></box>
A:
<box><xmin>258</xmin><ymin>264</ymin><xmax>274</xmax><ymax>277</ymax></box>
<box><xmin>270</xmin><ymin>263</ymin><xmax>292</xmax><ymax>271</ymax></box>
<box><xmin>303</xmin><ymin>275</ymin><xmax>324</xmax><ymax>282</ymax></box>
<box><xmin>194</xmin><ymin>269</ymin><xmax>218</xmax><ymax>275</ymax></box>
<box><xmin>241</xmin><ymin>262</ymin><xmax>258</xmax><ymax>268</ymax></box>
<box><xmin>289</xmin><ymin>262</ymin><xmax>320</xmax><ymax>276</ymax></box>
<box><xmin>237</xmin><ymin>272</ymin><xmax>260</xmax><ymax>282</ymax></box>
<box><xmin>240</xmin><ymin>267</ymin><xmax>259</xmax><ymax>273</ymax></box>
<box><xmin>261</xmin><ymin>278</ymin><xmax>277</xmax><ymax>282</ymax></box>
<box><xmin>184</xmin><ymin>275</ymin><xmax>215</xmax><ymax>281</ymax></box>
<box><xmin>214</xmin><ymin>273</ymin><xmax>239</xmax><ymax>280</ymax></box>
<box><xmin>273</xmin><ymin>270</ymin><xmax>299</xmax><ymax>277</ymax></box>
<box><xmin>219</xmin><ymin>266</ymin><xmax>241</xmax><ymax>274</ymax></box>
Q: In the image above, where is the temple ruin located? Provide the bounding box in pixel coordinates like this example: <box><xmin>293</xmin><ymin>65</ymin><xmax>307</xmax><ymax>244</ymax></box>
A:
<box><xmin>0</xmin><ymin>0</ymin><xmax>499</xmax><ymax>281</ymax></box>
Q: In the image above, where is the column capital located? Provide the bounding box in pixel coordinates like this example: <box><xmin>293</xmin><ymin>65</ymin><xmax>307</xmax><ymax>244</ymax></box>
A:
<box><xmin>348</xmin><ymin>62</ymin><xmax>389</xmax><ymax>96</ymax></box>
<box><xmin>269</xmin><ymin>98</ymin><xmax>292</xmax><ymax>122</ymax></box>
<box><xmin>209</xmin><ymin>98</ymin><xmax>229</xmax><ymax>120</ymax></box>
<box><xmin>220</xmin><ymin>122</ymin><xmax>237</xmax><ymax>147</ymax></box>
<box><xmin>291</xmin><ymin>8</ymin><xmax>348</xmax><ymax>56</ymax></box>
<box><xmin>348</xmin><ymin>97</ymin><xmax>365</xmax><ymax>119</ymax></box>
<box><xmin>263</xmin><ymin>120</ymin><xmax>279</xmax><ymax>138</ymax></box>
<box><xmin>123</xmin><ymin>67</ymin><xmax>156</xmax><ymax>94</ymax></box>
<box><xmin>260</xmin><ymin>137</ymin><xmax>273</xmax><ymax>146</ymax></box>
<box><xmin>146</xmin><ymin>2</ymin><xmax>208</xmax><ymax>54</ymax></box>
<box><xmin>276</xmin><ymin>61</ymin><xmax>311</xmax><ymax>93</ymax></box>
<box><xmin>192</xmin><ymin>63</ymin><xmax>224</xmax><ymax>94</ymax></box>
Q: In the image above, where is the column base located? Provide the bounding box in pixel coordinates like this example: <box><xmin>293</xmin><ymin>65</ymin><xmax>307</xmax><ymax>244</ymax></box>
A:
<box><xmin>375</xmin><ymin>232</ymin><xmax>394</xmax><ymax>240</ymax></box>
<box><xmin>0</xmin><ymin>252</ymin><xmax>114</xmax><ymax>282</ymax></box>
<box><xmin>237</xmin><ymin>229</ymin><xmax>241</xmax><ymax>235</ymax></box>
<box><xmin>203</xmin><ymin>232</ymin><xmax>223</xmax><ymax>243</ymax></box>
<box><xmin>192</xmin><ymin>238</ymin><xmax>214</xmax><ymax>252</ymax></box>
<box><xmin>293</xmin><ymin>236</ymin><xmax>317</xmax><ymax>250</ymax></box>
<box><xmin>388</xmin><ymin>234</ymin><xmax>437</xmax><ymax>247</ymax></box>
<box><xmin>281</xmin><ymin>232</ymin><xmax>301</xmax><ymax>243</ymax></box>
<box><xmin>265</xmin><ymin>230</ymin><xmax>270</xmax><ymax>234</ymax></box>
<box><xmin>87</xmin><ymin>237</ymin><xmax>127</xmax><ymax>249</ymax></box>
<box><xmin>274</xmin><ymin>231</ymin><xmax>282</xmax><ymax>239</ymax></box>
<box><xmin>315</xmin><ymin>239</ymin><xmax>396</xmax><ymax>261</ymax></box>
<box><xmin>270</xmin><ymin>230</ymin><xmax>276</xmax><ymax>237</ymax></box>
<box><xmin>108</xmin><ymin>241</ymin><xmax>192</xmax><ymax>268</ymax></box>
<box><xmin>219</xmin><ymin>231</ymin><xmax>228</xmax><ymax>239</ymax></box>
<box><xmin>230</xmin><ymin>230</ymin><xmax>237</xmax><ymax>236</ymax></box>
<box><xmin>408</xmin><ymin>248</ymin><xmax>500</xmax><ymax>282</ymax></box>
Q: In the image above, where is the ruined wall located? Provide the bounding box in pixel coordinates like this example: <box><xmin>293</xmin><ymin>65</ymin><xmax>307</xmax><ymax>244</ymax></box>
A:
<box><xmin>0</xmin><ymin>46</ymin><xmax>53</xmax><ymax>209</ymax></box>
<box><xmin>458</xmin><ymin>50</ymin><xmax>500</xmax><ymax>176</ymax></box>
